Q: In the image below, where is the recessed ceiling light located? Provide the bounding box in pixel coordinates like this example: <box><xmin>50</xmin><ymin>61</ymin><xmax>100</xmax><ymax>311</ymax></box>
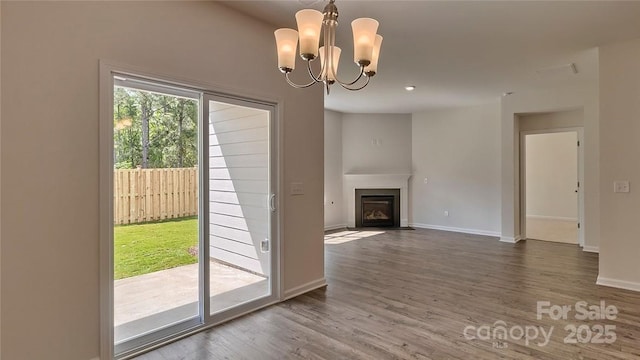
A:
<box><xmin>502</xmin><ymin>91</ymin><xmax>514</xmax><ymax>96</ymax></box>
<box><xmin>405</xmin><ymin>86</ymin><xmax>416</xmax><ymax>91</ymax></box>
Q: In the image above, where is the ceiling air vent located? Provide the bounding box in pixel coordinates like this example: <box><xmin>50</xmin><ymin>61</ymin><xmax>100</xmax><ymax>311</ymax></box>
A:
<box><xmin>536</xmin><ymin>63</ymin><xmax>578</xmax><ymax>79</ymax></box>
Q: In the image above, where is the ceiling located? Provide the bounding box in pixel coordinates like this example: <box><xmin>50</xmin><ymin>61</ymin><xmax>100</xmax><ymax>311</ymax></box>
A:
<box><xmin>220</xmin><ymin>0</ymin><xmax>640</xmax><ymax>114</ymax></box>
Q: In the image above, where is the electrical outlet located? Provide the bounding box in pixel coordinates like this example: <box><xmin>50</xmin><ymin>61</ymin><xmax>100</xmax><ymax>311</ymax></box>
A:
<box><xmin>424</xmin><ymin>177</ymin><xmax>428</xmax><ymax>184</ymax></box>
<box><xmin>291</xmin><ymin>182</ymin><xmax>304</xmax><ymax>195</ymax></box>
<box><xmin>444</xmin><ymin>210</ymin><xmax>449</xmax><ymax>217</ymax></box>
<box><xmin>261</xmin><ymin>238</ymin><xmax>270</xmax><ymax>252</ymax></box>
<box><xmin>614</xmin><ymin>181</ymin><xmax>630</xmax><ymax>193</ymax></box>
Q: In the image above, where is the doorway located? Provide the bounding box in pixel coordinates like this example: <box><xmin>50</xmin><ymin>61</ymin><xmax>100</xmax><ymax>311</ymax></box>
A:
<box><xmin>101</xmin><ymin>70</ymin><xmax>280</xmax><ymax>359</ymax></box>
<box><xmin>520</xmin><ymin>129</ymin><xmax>583</xmax><ymax>245</ymax></box>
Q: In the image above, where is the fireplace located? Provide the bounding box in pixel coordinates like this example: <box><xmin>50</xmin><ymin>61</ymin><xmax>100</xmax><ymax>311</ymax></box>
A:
<box><xmin>361</xmin><ymin>195</ymin><xmax>395</xmax><ymax>227</ymax></box>
<box><xmin>355</xmin><ymin>188</ymin><xmax>401</xmax><ymax>228</ymax></box>
<box><xmin>344</xmin><ymin>174</ymin><xmax>411</xmax><ymax>228</ymax></box>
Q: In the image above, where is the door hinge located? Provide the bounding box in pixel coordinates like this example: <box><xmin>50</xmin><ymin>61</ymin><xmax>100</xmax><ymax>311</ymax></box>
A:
<box><xmin>578</xmin><ymin>222</ymin><xmax>581</xmax><ymax>229</ymax></box>
<box><xmin>577</xmin><ymin>140</ymin><xmax>580</xmax><ymax>147</ymax></box>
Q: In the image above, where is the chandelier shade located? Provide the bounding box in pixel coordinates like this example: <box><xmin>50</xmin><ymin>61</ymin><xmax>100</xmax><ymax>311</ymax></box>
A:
<box><xmin>274</xmin><ymin>0</ymin><xmax>382</xmax><ymax>94</ymax></box>
<box><xmin>351</xmin><ymin>18</ymin><xmax>379</xmax><ymax>65</ymax></box>
<box><xmin>295</xmin><ymin>9</ymin><xmax>324</xmax><ymax>59</ymax></box>
<box><xmin>319</xmin><ymin>45</ymin><xmax>341</xmax><ymax>81</ymax></box>
<box><xmin>274</xmin><ymin>28</ymin><xmax>299</xmax><ymax>71</ymax></box>
<box><xmin>364</xmin><ymin>34</ymin><xmax>383</xmax><ymax>76</ymax></box>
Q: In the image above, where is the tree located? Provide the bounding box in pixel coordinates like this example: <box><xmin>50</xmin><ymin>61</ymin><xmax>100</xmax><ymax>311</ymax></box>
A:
<box><xmin>113</xmin><ymin>86</ymin><xmax>198</xmax><ymax>169</ymax></box>
<box><xmin>114</xmin><ymin>87</ymin><xmax>141</xmax><ymax>169</ymax></box>
<box><xmin>140</xmin><ymin>93</ymin><xmax>152</xmax><ymax>169</ymax></box>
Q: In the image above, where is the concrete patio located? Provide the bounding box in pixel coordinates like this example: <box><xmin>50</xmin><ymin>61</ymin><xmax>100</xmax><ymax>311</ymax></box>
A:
<box><xmin>114</xmin><ymin>260</ymin><xmax>268</xmax><ymax>343</ymax></box>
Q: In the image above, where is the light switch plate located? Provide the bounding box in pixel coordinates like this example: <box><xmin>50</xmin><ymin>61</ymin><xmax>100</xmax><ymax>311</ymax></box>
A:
<box><xmin>614</xmin><ymin>181</ymin><xmax>630</xmax><ymax>193</ymax></box>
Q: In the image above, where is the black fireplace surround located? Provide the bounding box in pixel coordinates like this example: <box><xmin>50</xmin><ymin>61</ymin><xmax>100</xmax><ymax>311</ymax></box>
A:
<box><xmin>355</xmin><ymin>188</ymin><xmax>401</xmax><ymax>228</ymax></box>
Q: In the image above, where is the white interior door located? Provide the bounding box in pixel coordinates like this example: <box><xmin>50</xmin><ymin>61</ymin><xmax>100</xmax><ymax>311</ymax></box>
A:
<box><xmin>521</xmin><ymin>129</ymin><xmax>582</xmax><ymax>245</ymax></box>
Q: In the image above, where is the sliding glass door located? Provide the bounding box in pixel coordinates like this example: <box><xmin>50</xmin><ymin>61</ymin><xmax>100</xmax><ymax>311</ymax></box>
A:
<box><xmin>204</xmin><ymin>97</ymin><xmax>274</xmax><ymax>319</ymax></box>
<box><xmin>112</xmin><ymin>79</ymin><xmax>202</xmax><ymax>354</ymax></box>
<box><xmin>109</xmin><ymin>74</ymin><xmax>279</xmax><ymax>359</ymax></box>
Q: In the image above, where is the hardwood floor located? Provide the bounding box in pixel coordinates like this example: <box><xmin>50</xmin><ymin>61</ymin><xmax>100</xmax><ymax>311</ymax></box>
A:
<box><xmin>136</xmin><ymin>229</ymin><xmax>640</xmax><ymax>360</ymax></box>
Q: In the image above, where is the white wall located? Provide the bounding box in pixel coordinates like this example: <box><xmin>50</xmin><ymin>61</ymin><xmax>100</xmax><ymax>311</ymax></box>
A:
<box><xmin>525</xmin><ymin>132</ymin><xmax>578</xmax><ymax>220</ymax></box>
<box><xmin>411</xmin><ymin>103</ymin><xmax>501</xmax><ymax>236</ymax></box>
<box><xmin>324</xmin><ymin>110</ymin><xmax>344</xmax><ymax>230</ymax></box>
<box><xmin>519</xmin><ymin>109</ymin><xmax>584</xmax><ymax>132</ymax></box>
<box><xmin>0</xmin><ymin>2</ymin><xmax>324</xmax><ymax>359</ymax></box>
<box><xmin>342</xmin><ymin>113</ymin><xmax>412</xmax><ymax>174</ymax></box>
<box><xmin>501</xmin><ymin>48</ymin><xmax>599</xmax><ymax>247</ymax></box>
<box><xmin>598</xmin><ymin>37</ymin><xmax>640</xmax><ymax>291</ymax></box>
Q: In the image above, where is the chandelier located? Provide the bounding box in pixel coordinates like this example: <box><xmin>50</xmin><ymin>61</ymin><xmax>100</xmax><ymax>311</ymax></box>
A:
<box><xmin>274</xmin><ymin>0</ymin><xmax>383</xmax><ymax>94</ymax></box>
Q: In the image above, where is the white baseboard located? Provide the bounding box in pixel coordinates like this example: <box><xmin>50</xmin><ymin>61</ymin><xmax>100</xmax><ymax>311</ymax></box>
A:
<box><xmin>410</xmin><ymin>223</ymin><xmax>500</xmax><ymax>237</ymax></box>
<box><xmin>283</xmin><ymin>278</ymin><xmax>327</xmax><ymax>300</ymax></box>
<box><xmin>324</xmin><ymin>224</ymin><xmax>347</xmax><ymax>231</ymax></box>
<box><xmin>597</xmin><ymin>276</ymin><xmax>640</xmax><ymax>292</ymax></box>
<box><xmin>500</xmin><ymin>235</ymin><xmax>523</xmax><ymax>244</ymax></box>
<box><xmin>526</xmin><ymin>215</ymin><xmax>578</xmax><ymax>222</ymax></box>
<box><xmin>583</xmin><ymin>245</ymin><xmax>599</xmax><ymax>253</ymax></box>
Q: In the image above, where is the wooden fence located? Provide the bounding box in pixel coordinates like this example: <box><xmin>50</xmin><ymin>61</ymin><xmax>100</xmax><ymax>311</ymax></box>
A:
<box><xmin>114</xmin><ymin>168</ymin><xmax>198</xmax><ymax>225</ymax></box>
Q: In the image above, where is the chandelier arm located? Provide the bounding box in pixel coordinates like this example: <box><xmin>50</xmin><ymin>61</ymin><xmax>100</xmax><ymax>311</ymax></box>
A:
<box><xmin>320</xmin><ymin>19</ymin><xmax>331</xmax><ymax>82</ymax></box>
<box><xmin>285</xmin><ymin>72</ymin><xmax>318</xmax><ymax>88</ymax></box>
<box><xmin>332</xmin><ymin>65</ymin><xmax>366</xmax><ymax>87</ymax></box>
<box><xmin>307</xmin><ymin>59</ymin><xmax>324</xmax><ymax>83</ymax></box>
<box><xmin>336</xmin><ymin>75</ymin><xmax>370</xmax><ymax>91</ymax></box>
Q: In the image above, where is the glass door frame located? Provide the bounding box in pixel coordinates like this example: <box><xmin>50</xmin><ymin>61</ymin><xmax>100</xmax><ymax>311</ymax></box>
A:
<box><xmin>99</xmin><ymin>62</ymin><xmax>281</xmax><ymax>360</ymax></box>
<box><xmin>112</xmin><ymin>76</ymin><xmax>203</xmax><ymax>358</ymax></box>
<box><xmin>202</xmin><ymin>92</ymin><xmax>281</xmax><ymax>326</ymax></box>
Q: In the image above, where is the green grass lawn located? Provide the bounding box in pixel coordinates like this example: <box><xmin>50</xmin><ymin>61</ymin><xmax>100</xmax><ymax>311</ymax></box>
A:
<box><xmin>114</xmin><ymin>217</ymin><xmax>198</xmax><ymax>280</ymax></box>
